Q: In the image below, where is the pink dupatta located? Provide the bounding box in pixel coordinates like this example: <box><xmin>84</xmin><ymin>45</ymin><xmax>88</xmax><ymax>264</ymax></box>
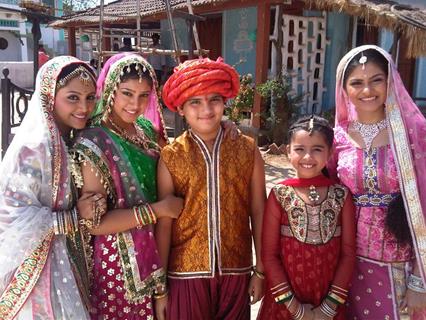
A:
<box><xmin>335</xmin><ymin>45</ymin><xmax>426</xmax><ymax>283</ymax></box>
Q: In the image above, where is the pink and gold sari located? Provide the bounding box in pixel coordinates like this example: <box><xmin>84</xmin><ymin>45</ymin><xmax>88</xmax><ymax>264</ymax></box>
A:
<box><xmin>333</xmin><ymin>45</ymin><xmax>426</xmax><ymax>319</ymax></box>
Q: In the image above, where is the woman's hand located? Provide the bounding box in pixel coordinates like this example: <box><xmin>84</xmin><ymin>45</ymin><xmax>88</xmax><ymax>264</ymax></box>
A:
<box><xmin>77</xmin><ymin>192</ymin><xmax>107</xmax><ymax>219</ymax></box>
<box><xmin>221</xmin><ymin>119</ymin><xmax>240</xmax><ymax>140</ymax></box>
<box><xmin>152</xmin><ymin>195</ymin><xmax>183</xmax><ymax>219</ymax></box>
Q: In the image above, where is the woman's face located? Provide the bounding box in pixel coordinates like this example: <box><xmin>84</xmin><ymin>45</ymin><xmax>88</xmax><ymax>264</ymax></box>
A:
<box><xmin>110</xmin><ymin>78</ymin><xmax>152</xmax><ymax>127</ymax></box>
<box><xmin>344</xmin><ymin>61</ymin><xmax>387</xmax><ymax>118</ymax></box>
<box><xmin>54</xmin><ymin>76</ymin><xmax>96</xmax><ymax>134</ymax></box>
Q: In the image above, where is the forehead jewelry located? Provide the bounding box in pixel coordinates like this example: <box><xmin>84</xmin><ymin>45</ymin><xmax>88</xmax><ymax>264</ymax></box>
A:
<box><xmin>359</xmin><ymin>52</ymin><xmax>368</xmax><ymax>70</ymax></box>
<box><xmin>308</xmin><ymin>117</ymin><xmax>314</xmax><ymax>135</ymax></box>
<box><xmin>56</xmin><ymin>66</ymin><xmax>95</xmax><ymax>90</ymax></box>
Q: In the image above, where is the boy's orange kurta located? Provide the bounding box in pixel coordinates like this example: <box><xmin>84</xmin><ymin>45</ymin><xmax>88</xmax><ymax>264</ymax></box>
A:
<box><xmin>161</xmin><ymin>129</ymin><xmax>255</xmax><ymax>278</ymax></box>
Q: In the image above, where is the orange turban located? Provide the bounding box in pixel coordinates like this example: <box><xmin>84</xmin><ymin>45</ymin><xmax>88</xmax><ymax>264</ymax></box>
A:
<box><xmin>162</xmin><ymin>57</ymin><xmax>240</xmax><ymax>112</ymax></box>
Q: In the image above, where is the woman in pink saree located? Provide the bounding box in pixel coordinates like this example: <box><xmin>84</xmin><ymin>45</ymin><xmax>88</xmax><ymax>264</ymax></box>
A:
<box><xmin>330</xmin><ymin>45</ymin><xmax>426</xmax><ymax>319</ymax></box>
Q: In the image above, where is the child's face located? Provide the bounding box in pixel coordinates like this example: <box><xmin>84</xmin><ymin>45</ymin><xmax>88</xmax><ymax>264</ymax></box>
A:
<box><xmin>178</xmin><ymin>93</ymin><xmax>225</xmax><ymax>138</ymax></box>
<box><xmin>286</xmin><ymin>130</ymin><xmax>331</xmax><ymax>179</ymax></box>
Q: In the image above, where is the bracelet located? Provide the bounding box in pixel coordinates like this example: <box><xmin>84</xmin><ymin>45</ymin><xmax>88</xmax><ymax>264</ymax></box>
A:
<box><xmin>133</xmin><ymin>203</ymin><xmax>157</xmax><ymax>229</ymax></box>
<box><xmin>153</xmin><ymin>290</ymin><xmax>169</xmax><ymax>300</ymax></box>
<box><xmin>291</xmin><ymin>303</ymin><xmax>304</xmax><ymax>320</ymax></box>
<box><xmin>407</xmin><ymin>274</ymin><xmax>426</xmax><ymax>293</ymax></box>
<box><xmin>55</xmin><ymin>209</ymin><xmax>79</xmax><ymax>235</ymax></box>
<box><xmin>327</xmin><ymin>291</ymin><xmax>346</xmax><ymax>305</ymax></box>
<box><xmin>253</xmin><ymin>266</ymin><xmax>265</xmax><ymax>280</ymax></box>
<box><xmin>275</xmin><ymin>290</ymin><xmax>293</xmax><ymax>304</ymax></box>
<box><xmin>320</xmin><ymin>300</ymin><xmax>338</xmax><ymax>318</ymax></box>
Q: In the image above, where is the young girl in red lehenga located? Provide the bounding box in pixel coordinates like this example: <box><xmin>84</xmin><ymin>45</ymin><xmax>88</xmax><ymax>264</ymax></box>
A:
<box><xmin>257</xmin><ymin>115</ymin><xmax>356</xmax><ymax>320</ymax></box>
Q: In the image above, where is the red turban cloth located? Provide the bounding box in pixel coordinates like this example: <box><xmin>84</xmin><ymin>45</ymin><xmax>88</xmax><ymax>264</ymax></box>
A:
<box><xmin>162</xmin><ymin>57</ymin><xmax>240</xmax><ymax>112</ymax></box>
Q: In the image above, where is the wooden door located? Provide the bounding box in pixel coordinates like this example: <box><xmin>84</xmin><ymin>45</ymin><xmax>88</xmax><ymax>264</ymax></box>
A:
<box><xmin>196</xmin><ymin>14</ymin><xmax>222</xmax><ymax>60</ymax></box>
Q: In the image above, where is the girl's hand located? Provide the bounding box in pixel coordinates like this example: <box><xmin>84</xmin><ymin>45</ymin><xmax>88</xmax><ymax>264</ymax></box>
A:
<box><xmin>312</xmin><ymin>306</ymin><xmax>334</xmax><ymax>319</ymax></box>
<box><xmin>301</xmin><ymin>304</ymin><xmax>315</xmax><ymax>320</ymax></box>
<box><xmin>248</xmin><ymin>273</ymin><xmax>264</xmax><ymax>304</ymax></box>
<box><xmin>401</xmin><ymin>288</ymin><xmax>426</xmax><ymax>315</ymax></box>
<box><xmin>221</xmin><ymin>120</ymin><xmax>240</xmax><ymax>140</ymax></box>
<box><xmin>77</xmin><ymin>192</ymin><xmax>107</xmax><ymax>219</ymax></box>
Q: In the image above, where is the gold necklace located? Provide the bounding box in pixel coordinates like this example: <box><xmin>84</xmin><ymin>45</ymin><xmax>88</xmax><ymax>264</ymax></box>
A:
<box><xmin>106</xmin><ymin>117</ymin><xmax>159</xmax><ymax>152</ymax></box>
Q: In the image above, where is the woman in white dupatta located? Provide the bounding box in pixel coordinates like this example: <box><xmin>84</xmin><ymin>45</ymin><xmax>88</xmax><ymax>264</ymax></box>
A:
<box><xmin>0</xmin><ymin>56</ymin><xmax>101</xmax><ymax>319</ymax></box>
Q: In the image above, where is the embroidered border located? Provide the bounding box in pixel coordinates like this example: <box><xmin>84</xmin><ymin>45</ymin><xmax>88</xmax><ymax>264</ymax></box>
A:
<box><xmin>388</xmin><ymin>103</ymin><xmax>426</xmax><ymax>281</ymax></box>
<box><xmin>353</xmin><ymin>192</ymin><xmax>399</xmax><ymax>207</ymax></box>
<box><xmin>73</xmin><ymin>138</ymin><xmax>117</xmax><ymax>201</ymax></box>
<box><xmin>189</xmin><ymin>128</ymin><xmax>223</xmax><ymax>277</ymax></box>
<box><xmin>116</xmin><ymin>232</ymin><xmax>165</xmax><ymax>303</ymax></box>
<box><xmin>0</xmin><ymin>231</ymin><xmax>53</xmax><ymax>320</ymax></box>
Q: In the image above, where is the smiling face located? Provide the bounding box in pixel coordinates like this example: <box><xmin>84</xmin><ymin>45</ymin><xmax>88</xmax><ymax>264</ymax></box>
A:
<box><xmin>287</xmin><ymin>130</ymin><xmax>331</xmax><ymax>179</ymax></box>
<box><xmin>110</xmin><ymin>78</ymin><xmax>152</xmax><ymax>128</ymax></box>
<box><xmin>344</xmin><ymin>61</ymin><xmax>387</xmax><ymax>121</ymax></box>
<box><xmin>53</xmin><ymin>77</ymin><xmax>96</xmax><ymax>134</ymax></box>
<box><xmin>178</xmin><ymin>93</ymin><xmax>225</xmax><ymax>141</ymax></box>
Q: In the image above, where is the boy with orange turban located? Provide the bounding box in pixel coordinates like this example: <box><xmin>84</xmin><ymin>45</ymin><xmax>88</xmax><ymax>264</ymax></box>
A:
<box><xmin>155</xmin><ymin>57</ymin><xmax>266</xmax><ymax>320</ymax></box>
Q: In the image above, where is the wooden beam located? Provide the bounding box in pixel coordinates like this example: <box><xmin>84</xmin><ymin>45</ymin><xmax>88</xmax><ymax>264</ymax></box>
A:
<box><xmin>67</xmin><ymin>27</ymin><xmax>76</xmax><ymax>56</ymax></box>
<box><xmin>252</xmin><ymin>1</ymin><xmax>271</xmax><ymax>130</ymax></box>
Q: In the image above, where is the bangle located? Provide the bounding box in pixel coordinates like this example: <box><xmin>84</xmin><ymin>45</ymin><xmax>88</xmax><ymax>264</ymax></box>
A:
<box><xmin>291</xmin><ymin>303</ymin><xmax>304</xmax><ymax>320</ymax></box>
<box><xmin>275</xmin><ymin>290</ymin><xmax>293</xmax><ymax>304</ymax></box>
<box><xmin>407</xmin><ymin>274</ymin><xmax>426</xmax><ymax>293</ymax></box>
<box><xmin>327</xmin><ymin>291</ymin><xmax>346</xmax><ymax>305</ymax></box>
<box><xmin>133</xmin><ymin>203</ymin><xmax>157</xmax><ymax>228</ymax></box>
<box><xmin>253</xmin><ymin>266</ymin><xmax>265</xmax><ymax>279</ymax></box>
<box><xmin>320</xmin><ymin>300</ymin><xmax>338</xmax><ymax>318</ymax></box>
<box><xmin>153</xmin><ymin>290</ymin><xmax>169</xmax><ymax>300</ymax></box>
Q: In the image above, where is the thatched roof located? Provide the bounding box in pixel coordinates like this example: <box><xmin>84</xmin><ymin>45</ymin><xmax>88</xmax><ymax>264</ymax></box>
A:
<box><xmin>49</xmin><ymin>0</ymin><xmax>229</xmax><ymax>28</ymax></box>
<box><xmin>302</xmin><ymin>0</ymin><xmax>426</xmax><ymax>57</ymax></box>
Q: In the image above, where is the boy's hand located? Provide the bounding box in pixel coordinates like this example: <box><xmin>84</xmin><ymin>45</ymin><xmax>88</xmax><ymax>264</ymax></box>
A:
<box><xmin>248</xmin><ymin>274</ymin><xmax>264</xmax><ymax>304</ymax></box>
<box><xmin>221</xmin><ymin>120</ymin><xmax>241</xmax><ymax>140</ymax></box>
<box><xmin>155</xmin><ymin>295</ymin><xmax>168</xmax><ymax>320</ymax></box>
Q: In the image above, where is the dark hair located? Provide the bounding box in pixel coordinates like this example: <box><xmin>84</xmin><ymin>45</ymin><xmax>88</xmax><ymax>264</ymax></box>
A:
<box><xmin>56</xmin><ymin>63</ymin><xmax>96</xmax><ymax>89</ymax></box>
<box><xmin>385</xmin><ymin>194</ymin><xmax>413</xmax><ymax>245</ymax></box>
<box><xmin>287</xmin><ymin>115</ymin><xmax>334</xmax><ymax>177</ymax></box>
<box><xmin>343</xmin><ymin>49</ymin><xmax>389</xmax><ymax>87</ymax></box>
<box><xmin>119</xmin><ymin>63</ymin><xmax>153</xmax><ymax>87</ymax></box>
<box><xmin>123</xmin><ymin>38</ymin><xmax>132</xmax><ymax>46</ymax></box>
<box><xmin>288</xmin><ymin>115</ymin><xmax>334</xmax><ymax>148</ymax></box>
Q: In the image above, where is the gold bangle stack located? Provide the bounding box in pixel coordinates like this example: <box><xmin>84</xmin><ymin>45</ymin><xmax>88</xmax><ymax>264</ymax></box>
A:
<box><xmin>133</xmin><ymin>203</ymin><xmax>157</xmax><ymax>229</ymax></box>
<box><xmin>54</xmin><ymin>208</ymin><xmax>79</xmax><ymax>235</ymax></box>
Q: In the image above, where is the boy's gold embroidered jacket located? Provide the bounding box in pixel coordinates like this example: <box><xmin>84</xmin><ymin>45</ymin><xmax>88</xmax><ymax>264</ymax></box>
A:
<box><xmin>161</xmin><ymin>128</ymin><xmax>255</xmax><ymax>278</ymax></box>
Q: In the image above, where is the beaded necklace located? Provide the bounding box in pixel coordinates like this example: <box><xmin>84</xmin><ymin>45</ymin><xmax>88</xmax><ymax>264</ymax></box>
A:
<box><xmin>352</xmin><ymin>118</ymin><xmax>387</xmax><ymax>150</ymax></box>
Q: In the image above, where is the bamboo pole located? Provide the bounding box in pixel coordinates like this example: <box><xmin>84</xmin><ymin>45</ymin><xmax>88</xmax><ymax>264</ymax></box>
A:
<box><xmin>98</xmin><ymin>0</ymin><xmax>104</xmax><ymax>71</ymax></box>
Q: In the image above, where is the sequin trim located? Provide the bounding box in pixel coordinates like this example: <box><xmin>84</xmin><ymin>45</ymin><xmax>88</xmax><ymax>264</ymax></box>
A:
<box><xmin>274</xmin><ymin>185</ymin><xmax>347</xmax><ymax>244</ymax></box>
<box><xmin>388</xmin><ymin>103</ymin><xmax>426</xmax><ymax>280</ymax></box>
<box><xmin>353</xmin><ymin>192</ymin><xmax>399</xmax><ymax>207</ymax></box>
<box><xmin>0</xmin><ymin>231</ymin><xmax>54</xmax><ymax>319</ymax></box>
<box><xmin>73</xmin><ymin>138</ymin><xmax>117</xmax><ymax>201</ymax></box>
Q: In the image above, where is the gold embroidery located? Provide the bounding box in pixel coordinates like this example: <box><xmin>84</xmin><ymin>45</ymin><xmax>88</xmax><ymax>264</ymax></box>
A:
<box><xmin>274</xmin><ymin>185</ymin><xmax>347</xmax><ymax>244</ymax></box>
<box><xmin>387</xmin><ymin>104</ymin><xmax>426</xmax><ymax>278</ymax></box>
<box><xmin>0</xmin><ymin>231</ymin><xmax>54</xmax><ymax>320</ymax></box>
